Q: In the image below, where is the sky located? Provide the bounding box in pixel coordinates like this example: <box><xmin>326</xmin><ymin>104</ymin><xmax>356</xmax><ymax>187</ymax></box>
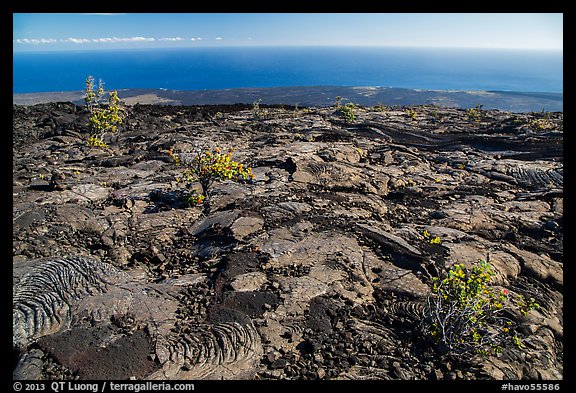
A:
<box><xmin>13</xmin><ymin>13</ymin><xmax>563</xmax><ymax>52</ymax></box>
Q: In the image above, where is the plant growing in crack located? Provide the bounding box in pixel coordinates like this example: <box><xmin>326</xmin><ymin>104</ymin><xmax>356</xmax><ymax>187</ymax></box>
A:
<box><xmin>529</xmin><ymin>117</ymin><xmax>555</xmax><ymax>130</ymax></box>
<box><xmin>333</xmin><ymin>96</ymin><xmax>357</xmax><ymax>123</ymax></box>
<box><xmin>420</xmin><ymin>259</ymin><xmax>539</xmax><ymax>359</ymax></box>
<box><xmin>83</xmin><ymin>76</ymin><xmax>123</xmax><ymax>148</ymax></box>
<box><xmin>422</xmin><ymin>229</ymin><xmax>442</xmax><ymax>245</ymax></box>
<box><xmin>336</xmin><ymin>102</ymin><xmax>357</xmax><ymax>123</ymax></box>
<box><xmin>466</xmin><ymin>104</ymin><xmax>484</xmax><ymax>122</ymax></box>
<box><xmin>169</xmin><ymin>146</ymin><xmax>254</xmax><ymax>207</ymax></box>
<box><xmin>405</xmin><ymin>108</ymin><xmax>418</xmax><ymax>121</ymax></box>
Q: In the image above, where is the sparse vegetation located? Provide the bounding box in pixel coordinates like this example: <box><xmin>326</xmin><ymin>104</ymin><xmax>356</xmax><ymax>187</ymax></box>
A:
<box><xmin>521</xmin><ymin>109</ymin><xmax>556</xmax><ymax>130</ymax></box>
<box><xmin>169</xmin><ymin>146</ymin><xmax>254</xmax><ymax>206</ymax></box>
<box><xmin>430</xmin><ymin>109</ymin><xmax>442</xmax><ymax>121</ymax></box>
<box><xmin>466</xmin><ymin>104</ymin><xmax>484</xmax><ymax>122</ymax></box>
<box><xmin>12</xmin><ymin>98</ymin><xmax>563</xmax><ymax>380</ymax></box>
<box><xmin>86</xmin><ymin>135</ymin><xmax>111</xmax><ymax>148</ymax></box>
<box><xmin>83</xmin><ymin>76</ymin><xmax>123</xmax><ymax>148</ymax></box>
<box><xmin>405</xmin><ymin>108</ymin><xmax>418</xmax><ymax>121</ymax></box>
<box><xmin>529</xmin><ymin>117</ymin><xmax>555</xmax><ymax>130</ymax></box>
<box><xmin>422</xmin><ymin>229</ymin><xmax>441</xmax><ymax>245</ymax></box>
<box><xmin>420</xmin><ymin>260</ymin><xmax>539</xmax><ymax>358</ymax></box>
<box><xmin>336</xmin><ymin>102</ymin><xmax>357</xmax><ymax>123</ymax></box>
<box><xmin>292</xmin><ymin>103</ymin><xmax>300</xmax><ymax>118</ymax></box>
<box><xmin>252</xmin><ymin>99</ymin><xmax>265</xmax><ymax>119</ymax></box>
<box><xmin>332</xmin><ymin>96</ymin><xmax>357</xmax><ymax>123</ymax></box>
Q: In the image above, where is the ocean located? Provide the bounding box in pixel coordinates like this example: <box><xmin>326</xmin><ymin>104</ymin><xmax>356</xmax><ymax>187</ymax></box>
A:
<box><xmin>12</xmin><ymin>46</ymin><xmax>563</xmax><ymax>94</ymax></box>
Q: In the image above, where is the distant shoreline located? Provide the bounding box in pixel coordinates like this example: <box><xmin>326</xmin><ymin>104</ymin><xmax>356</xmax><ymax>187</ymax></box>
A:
<box><xmin>13</xmin><ymin>86</ymin><xmax>563</xmax><ymax>113</ymax></box>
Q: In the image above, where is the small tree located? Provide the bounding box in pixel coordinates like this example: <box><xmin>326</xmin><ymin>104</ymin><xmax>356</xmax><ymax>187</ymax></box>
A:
<box><xmin>420</xmin><ymin>260</ymin><xmax>539</xmax><ymax>358</ymax></box>
<box><xmin>333</xmin><ymin>96</ymin><xmax>356</xmax><ymax>123</ymax></box>
<box><xmin>252</xmin><ymin>99</ymin><xmax>265</xmax><ymax>119</ymax></box>
<box><xmin>84</xmin><ymin>76</ymin><xmax>123</xmax><ymax>147</ymax></box>
<box><xmin>335</xmin><ymin>102</ymin><xmax>356</xmax><ymax>123</ymax></box>
<box><xmin>169</xmin><ymin>146</ymin><xmax>254</xmax><ymax>206</ymax></box>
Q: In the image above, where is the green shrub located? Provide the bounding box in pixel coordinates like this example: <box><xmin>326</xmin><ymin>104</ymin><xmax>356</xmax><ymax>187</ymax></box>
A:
<box><xmin>186</xmin><ymin>192</ymin><xmax>206</xmax><ymax>207</ymax></box>
<box><xmin>84</xmin><ymin>76</ymin><xmax>123</xmax><ymax>147</ymax></box>
<box><xmin>466</xmin><ymin>104</ymin><xmax>484</xmax><ymax>122</ymax></box>
<box><xmin>421</xmin><ymin>260</ymin><xmax>539</xmax><ymax>358</ymax></box>
<box><xmin>86</xmin><ymin>135</ymin><xmax>111</xmax><ymax>148</ymax></box>
<box><xmin>169</xmin><ymin>146</ymin><xmax>254</xmax><ymax>206</ymax></box>
<box><xmin>422</xmin><ymin>229</ymin><xmax>441</xmax><ymax>245</ymax></box>
<box><xmin>529</xmin><ymin>118</ymin><xmax>555</xmax><ymax>130</ymax></box>
<box><xmin>405</xmin><ymin>108</ymin><xmax>418</xmax><ymax>120</ymax></box>
<box><xmin>336</xmin><ymin>102</ymin><xmax>357</xmax><ymax>123</ymax></box>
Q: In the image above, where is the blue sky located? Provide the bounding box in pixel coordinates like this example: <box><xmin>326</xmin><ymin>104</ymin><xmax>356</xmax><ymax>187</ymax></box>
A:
<box><xmin>13</xmin><ymin>13</ymin><xmax>563</xmax><ymax>52</ymax></box>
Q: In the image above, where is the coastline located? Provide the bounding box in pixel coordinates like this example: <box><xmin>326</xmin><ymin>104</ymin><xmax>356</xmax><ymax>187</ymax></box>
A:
<box><xmin>13</xmin><ymin>86</ymin><xmax>563</xmax><ymax>113</ymax></box>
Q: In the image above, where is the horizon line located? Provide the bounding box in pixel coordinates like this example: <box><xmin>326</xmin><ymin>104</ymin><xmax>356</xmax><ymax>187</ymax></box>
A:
<box><xmin>14</xmin><ymin>44</ymin><xmax>563</xmax><ymax>53</ymax></box>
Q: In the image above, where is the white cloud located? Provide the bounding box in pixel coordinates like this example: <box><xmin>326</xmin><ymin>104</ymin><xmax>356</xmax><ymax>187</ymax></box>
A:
<box><xmin>15</xmin><ymin>38</ymin><xmax>58</xmax><ymax>45</ymax></box>
<box><xmin>91</xmin><ymin>38</ymin><xmax>114</xmax><ymax>43</ymax></box>
<box><xmin>132</xmin><ymin>36</ymin><xmax>156</xmax><ymax>42</ymax></box>
<box><xmin>215</xmin><ymin>37</ymin><xmax>223</xmax><ymax>40</ymax></box>
<box><xmin>65</xmin><ymin>38</ymin><xmax>91</xmax><ymax>44</ymax></box>
<box><xmin>110</xmin><ymin>36</ymin><xmax>156</xmax><ymax>42</ymax></box>
<box><xmin>15</xmin><ymin>36</ymin><xmax>199</xmax><ymax>46</ymax></box>
<box><xmin>86</xmin><ymin>36</ymin><xmax>157</xmax><ymax>43</ymax></box>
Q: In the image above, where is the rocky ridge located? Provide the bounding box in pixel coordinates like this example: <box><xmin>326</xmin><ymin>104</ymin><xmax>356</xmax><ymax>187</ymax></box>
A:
<box><xmin>13</xmin><ymin>101</ymin><xmax>563</xmax><ymax>380</ymax></box>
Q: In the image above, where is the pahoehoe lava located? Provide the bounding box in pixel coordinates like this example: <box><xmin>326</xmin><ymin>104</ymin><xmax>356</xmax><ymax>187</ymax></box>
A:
<box><xmin>13</xmin><ymin>101</ymin><xmax>563</xmax><ymax>380</ymax></box>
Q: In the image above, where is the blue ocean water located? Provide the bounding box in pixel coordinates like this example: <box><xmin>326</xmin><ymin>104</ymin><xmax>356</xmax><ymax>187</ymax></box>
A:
<box><xmin>12</xmin><ymin>46</ymin><xmax>563</xmax><ymax>94</ymax></box>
